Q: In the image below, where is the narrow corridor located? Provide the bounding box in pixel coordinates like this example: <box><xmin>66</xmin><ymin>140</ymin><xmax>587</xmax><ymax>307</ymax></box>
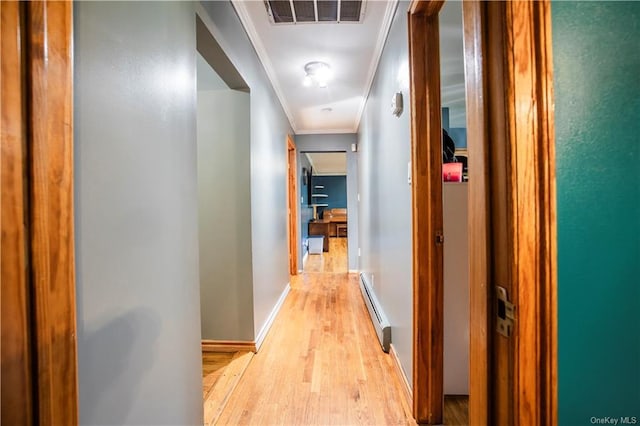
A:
<box><xmin>215</xmin><ymin>238</ymin><xmax>415</xmax><ymax>425</ymax></box>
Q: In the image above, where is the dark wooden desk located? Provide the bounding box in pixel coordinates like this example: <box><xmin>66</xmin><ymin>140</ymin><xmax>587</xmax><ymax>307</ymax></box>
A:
<box><xmin>308</xmin><ymin>220</ymin><xmax>330</xmax><ymax>252</ymax></box>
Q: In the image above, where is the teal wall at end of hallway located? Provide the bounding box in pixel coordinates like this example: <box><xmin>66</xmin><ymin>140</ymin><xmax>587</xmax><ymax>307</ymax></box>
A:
<box><xmin>314</xmin><ymin>175</ymin><xmax>347</xmax><ymax>215</ymax></box>
<box><xmin>553</xmin><ymin>1</ymin><xmax>640</xmax><ymax>424</ymax></box>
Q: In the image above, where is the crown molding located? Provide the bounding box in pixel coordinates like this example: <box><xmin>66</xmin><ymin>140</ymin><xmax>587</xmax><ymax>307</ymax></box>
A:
<box><xmin>354</xmin><ymin>0</ymin><xmax>400</xmax><ymax>132</ymax></box>
<box><xmin>231</xmin><ymin>0</ymin><xmax>299</xmax><ymax>132</ymax></box>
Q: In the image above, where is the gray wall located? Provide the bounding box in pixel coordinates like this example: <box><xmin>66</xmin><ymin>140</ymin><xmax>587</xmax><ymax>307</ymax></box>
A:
<box><xmin>356</xmin><ymin>1</ymin><xmax>414</xmax><ymax>385</ymax></box>
<box><xmin>74</xmin><ymin>2</ymin><xmax>203</xmax><ymax>424</ymax></box>
<box><xmin>197</xmin><ymin>59</ymin><xmax>254</xmax><ymax>341</ymax></box>
<box><xmin>295</xmin><ymin>134</ymin><xmax>360</xmax><ymax>271</ymax></box>
<box><xmin>197</xmin><ymin>2</ymin><xmax>294</xmax><ymax>340</ymax></box>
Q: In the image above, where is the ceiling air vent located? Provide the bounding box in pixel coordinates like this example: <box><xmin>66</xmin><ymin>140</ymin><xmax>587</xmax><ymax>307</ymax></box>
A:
<box><xmin>264</xmin><ymin>0</ymin><xmax>365</xmax><ymax>24</ymax></box>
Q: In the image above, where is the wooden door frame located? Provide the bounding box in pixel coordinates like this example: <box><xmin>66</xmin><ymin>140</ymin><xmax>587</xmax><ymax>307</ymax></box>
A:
<box><xmin>463</xmin><ymin>2</ymin><xmax>557</xmax><ymax>424</ymax></box>
<box><xmin>408</xmin><ymin>1</ymin><xmax>445</xmax><ymax>424</ymax></box>
<box><xmin>1</xmin><ymin>1</ymin><xmax>78</xmax><ymax>424</ymax></box>
<box><xmin>408</xmin><ymin>0</ymin><xmax>557</xmax><ymax>424</ymax></box>
<box><xmin>287</xmin><ymin>135</ymin><xmax>299</xmax><ymax>275</ymax></box>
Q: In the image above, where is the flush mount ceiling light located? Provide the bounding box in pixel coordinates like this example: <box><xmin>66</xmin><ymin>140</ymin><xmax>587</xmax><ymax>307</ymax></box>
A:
<box><xmin>303</xmin><ymin>61</ymin><xmax>332</xmax><ymax>88</ymax></box>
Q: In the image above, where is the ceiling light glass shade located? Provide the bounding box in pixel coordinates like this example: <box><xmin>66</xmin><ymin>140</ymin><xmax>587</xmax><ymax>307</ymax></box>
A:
<box><xmin>303</xmin><ymin>61</ymin><xmax>332</xmax><ymax>88</ymax></box>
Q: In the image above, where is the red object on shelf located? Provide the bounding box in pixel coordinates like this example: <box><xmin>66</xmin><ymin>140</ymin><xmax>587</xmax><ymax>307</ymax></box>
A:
<box><xmin>443</xmin><ymin>162</ymin><xmax>463</xmax><ymax>182</ymax></box>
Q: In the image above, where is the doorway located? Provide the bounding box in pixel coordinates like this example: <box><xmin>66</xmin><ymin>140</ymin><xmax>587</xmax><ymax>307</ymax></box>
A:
<box><xmin>408</xmin><ymin>0</ymin><xmax>557</xmax><ymax>424</ymax></box>
<box><xmin>439</xmin><ymin>1</ymin><xmax>470</xmax><ymax>423</ymax></box>
<box><xmin>196</xmin><ymin>15</ymin><xmax>256</xmax><ymax>425</ymax></box>
<box><xmin>300</xmin><ymin>151</ymin><xmax>349</xmax><ymax>273</ymax></box>
<box><xmin>287</xmin><ymin>136</ymin><xmax>299</xmax><ymax>275</ymax></box>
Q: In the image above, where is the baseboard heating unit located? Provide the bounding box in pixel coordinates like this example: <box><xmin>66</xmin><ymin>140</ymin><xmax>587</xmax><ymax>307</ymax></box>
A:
<box><xmin>359</xmin><ymin>272</ymin><xmax>391</xmax><ymax>352</ymax></box>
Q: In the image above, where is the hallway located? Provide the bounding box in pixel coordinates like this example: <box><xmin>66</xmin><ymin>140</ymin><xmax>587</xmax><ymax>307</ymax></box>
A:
<box><xmin>215</xmin><ymin>238</ymin><xmax>415</xmax><ymax>425</ymax></box>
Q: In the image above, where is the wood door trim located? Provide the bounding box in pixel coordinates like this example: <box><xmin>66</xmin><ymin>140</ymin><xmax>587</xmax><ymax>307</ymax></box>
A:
<box><xmin>464</xmin><ymin>1</ymin><xmax>558</xmax><ymax>424</ymax></box>
<box><xmin>202</xmin><ymin>340</ymin><xmax>257</xmax><ymax>353</ymax></box>
<box><xmin>27</xmin><ymin>2</ymin><xmax>78</xmax><ymax>423</ymax></box>
<box><xmin>462</xmin><ymin>2</ymin><xmax>491</xmax><ymax>424</ymax></box>
<box><xmin>408</xmin><ymin>0</ymin><xmax>445</xmax><ymax>423</ymax></box>
<box><xmin>502</xmin><ymin>2</ymin><xmax>557</xmax><ymax>424</ymax></box>
<box><xmin>287</xmin><ymin>135</ymin><xmax>299</xmax><ymax>275</ymax></box>
<box><xmin>1</xmin><ymin>2</ymin><xmax>34</xmax><ymax>423</ymax></box>
<box><xmin>409</xmin><ymin>0</ymin><xmax>443</xmax><ymax>16</ymax></box>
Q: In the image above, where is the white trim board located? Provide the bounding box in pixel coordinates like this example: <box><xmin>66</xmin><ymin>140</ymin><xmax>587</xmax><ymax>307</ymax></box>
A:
<box><xmin>230</xmin><ymin>0</ymin><xmax>298</xmax><ymax>131</ymax></box>
<box><xmin>255</xmin><ymin>283</ymin><xmax>291</xmax><ymax>351</ymax></box>
<box><xmin>390</xmin><ymin>343</ymin><xmax>413</xmax><ymax>411</ymax></box>
<box><xmin>354</xmin><ymin>0</ymin><xmax>399</xmax><ymax>132</ymax></box>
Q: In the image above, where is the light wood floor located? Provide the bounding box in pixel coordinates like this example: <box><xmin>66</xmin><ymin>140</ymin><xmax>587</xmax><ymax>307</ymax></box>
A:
<box><xmin>203</xmin><ymin>351</ymin><xmax>254</xmax><ymax>425</ymax></box>
<box><xmin>444</xmin><ymin>395</ymin><xmax>469</xmax><ymax>425</ymax></box>
<box><xmin>208</xmin><ymin>237</ymin><xmax>469</xmax><ymax>425</ymax></box>
<box><xmin>216</xmin><ymin>237</ymin><xmax>414</xmax><ymax>425</ymax></box>
<box><xmin>303</xmin><ymin>236</ymin><xmax>348</xmax><ymax>273</ymax></box>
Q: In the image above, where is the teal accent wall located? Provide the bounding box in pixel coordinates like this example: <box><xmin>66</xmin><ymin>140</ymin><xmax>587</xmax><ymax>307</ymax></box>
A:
<box><xmin>442</xmin><ymin>107</ymin><xmax>467</xmax><ymax>148</ymax></box>
<box><xmin>553</xmin><ymin>2</ymin><xmax>640</xmax><ymax>424</ymax></box>
<box><xmin>313</xmin><ymin>175</ymin><xmax>347</xmax><ymax>217</ymax></box>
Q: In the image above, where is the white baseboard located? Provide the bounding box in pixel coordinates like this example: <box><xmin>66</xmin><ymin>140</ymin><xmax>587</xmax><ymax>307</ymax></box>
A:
<box><xmin>254</xmin><ymin>283</ymin><xmax>291</xmax><ymax>351</ymax></box>
<box><xmin>390</xmin><ymin>344</ymin><xmax>413</xmax><ymax>411</ymax></box>
<box><xmin>348</xmin><ymin>269</ymin><xmax>359</xmax><ymax>273</ymax></box>
<box><xmin>302</xmin><ymin>250</ymin><xmax>309</xmax><ymax>268</ymax></box>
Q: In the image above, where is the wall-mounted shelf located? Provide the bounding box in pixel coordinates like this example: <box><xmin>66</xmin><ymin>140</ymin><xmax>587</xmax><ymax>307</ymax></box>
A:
<box><xmin>312</xmin><ymin>194</ymin><xmax>328</xmax><ymax>198</ymax></box>
<box><xmin>314</xmin><ymin>185</ymin><xmax>324</xmax><ymax>189</ymax></box>
<box><xmin>310</xmin><ymin>203</ymin><xmax>328</xmax><ymax>220</ymax></box>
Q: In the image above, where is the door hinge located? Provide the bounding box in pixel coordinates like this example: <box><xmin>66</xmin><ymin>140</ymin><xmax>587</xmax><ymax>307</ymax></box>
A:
<box><xmin>496</xmin><ymin>285</ymin><xmax>515</xmax><ymax>337</ymax></box>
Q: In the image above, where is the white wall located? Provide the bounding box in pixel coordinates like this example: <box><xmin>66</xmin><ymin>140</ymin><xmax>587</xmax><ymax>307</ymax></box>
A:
<box><xmin>443</xmin><ymin>183</ymin><xmax>470</xmax><ymax>394</ymax></box>
<box><xmin>357</xmin><ymin>1</ymin><xmax>414</xmax><ymax>386</ymax></box>
<box><xmin>295</xmin><ymin>134</ymin><xmax>360</xmax><ymax>271</ymax></box>
<box><xmin>74</xmin><ymin>2</ymin><xmax>202</xmax><ymax>424</ymax></box>
<box><xmin>197</xmin><ymin>2</ymin><xmax>294</xmax><ymax>342</ymax></box>
<box><xmin>197</xmin><ymin>55</ymin><xmax>254</xmax><ymax>341</ymax></box>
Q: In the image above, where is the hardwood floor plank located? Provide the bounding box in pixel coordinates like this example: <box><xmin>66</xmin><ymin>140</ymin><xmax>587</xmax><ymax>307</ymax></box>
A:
<box><xmin>303</xmin><ymin>237</ymin><xmax>348</xmax><ymax>273</ymax></box>
<box><xmin>444</xmin><ymin>395</ymin><xmax>469</xmax><ymax>425</ymax></box>
<box><xmin>216</xmin><ymin>238</ymin><xmax>415</xmax><ymax>425</ymax></box>
<box><xmin>202</xmin><ymin>352</ymin><xmax>236</xmax><ymax>400</ymax></box>
<box><xmin>203</xmin><ymin>351</ymin><xmax>254</xmax><ymax>425</ymax></box>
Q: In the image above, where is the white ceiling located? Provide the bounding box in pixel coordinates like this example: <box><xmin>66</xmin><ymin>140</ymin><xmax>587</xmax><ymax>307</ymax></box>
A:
<box><xmin>232</xmin><ymin>0</ymin><xmax>398</xmax><ymax>134</ymax></box>
<box><xmin>306</xmin><ymin>152</ymin><xmax>347</xmax><ymax>175</ymax></box>
<box><xmin>231</xmin><ymin>0</ymin><xmax>466</xmax><ymax>134</ymax></box>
